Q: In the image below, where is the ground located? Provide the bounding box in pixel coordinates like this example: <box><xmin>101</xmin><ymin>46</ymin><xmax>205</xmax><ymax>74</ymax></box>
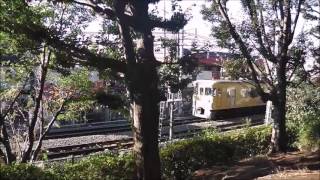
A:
<box><xmin>192</xmin><ymin>150</ymin><xmax>320</xmax><ymax>180</ymax></box>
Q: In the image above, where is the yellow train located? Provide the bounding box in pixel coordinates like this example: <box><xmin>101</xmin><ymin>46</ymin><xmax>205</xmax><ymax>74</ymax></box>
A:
<box><xmin>192</xmin><ymin>80</ymin><xmax>266</xmax><ymax>119</ymax></box>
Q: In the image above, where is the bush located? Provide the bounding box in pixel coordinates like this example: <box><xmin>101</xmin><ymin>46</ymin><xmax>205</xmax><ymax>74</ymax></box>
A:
<box><xmin>51</xmin><ymin>152</ymin><xmax>134</xmax><ymax>180</ymax></box>
<box><xmin>0</xmin><ymin>163</ymin><xmax>58</xmax><ymax>180</ymax></box>
<box><xmin>0</xmin><ymin>126</ymin><xmax>271</xmax><ymax>180</ymax></box>
<box><xmin>160</xmin><ymin>125</ymin><xmax>271</xmax><ymax>179</ymax></box>
<box><xmin>287</xmin><ymin>85</ymin><xmax>320</xmax><ymax>151</ymax></box>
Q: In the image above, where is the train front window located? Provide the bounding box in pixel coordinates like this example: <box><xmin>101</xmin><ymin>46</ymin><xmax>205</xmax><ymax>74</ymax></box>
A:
<box><xmin>205</xmin><ymin>88</ymin><xmax>212</xmax><ymax>95</ymax></box>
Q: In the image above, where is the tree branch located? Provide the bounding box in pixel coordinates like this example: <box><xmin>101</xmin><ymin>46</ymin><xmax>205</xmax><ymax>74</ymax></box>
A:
<box><xmin>215</xmin><ymin>0</ymin><xmax>273</xmax><ymax>101</ymax></box>
<box><xmin>114</xmin><ymin>0</ymin><xmax>136</xmax><ymax>65</ymax></box>
<box><xmin>150</xmin><ymin>14</ymin><xmax>188</xmax><ymax>33</ymax></box>
<box><xmin>0</xmin><ymin>16</ymin><xmax>126</xmax><ymax>73</ymax></box>
<box><xmin>290</xmin><ymin>0</ymin><xmax>304</xmax><ymax>43</ymax></box>
<box><xmin>1</xmin><ymin>77</ymin><xmax>29</xmax><ymax>122</ymax></box>
<box><xmin>31</xmin><ymin>100</ymin><xmax>66</xmax><ymax>162</ymax></box>
<box><xmin>72</xmin><ymin>0</ymin><xmax>116</xmax><ymax>19</ymax></box>
<box><xmin>246</xmin><ymin>0</ymin><xmax>277</xmax><ymax>63</ymax></box>
<box><xmin>21</xmin><ymin>47</ymin><xmax>50</xmax><ymax>162</ymax></box>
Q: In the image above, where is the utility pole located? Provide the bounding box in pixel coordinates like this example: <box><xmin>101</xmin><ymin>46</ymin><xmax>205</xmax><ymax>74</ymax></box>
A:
<box><xmin>169</xmin><ymin>95</ymin><xmax>174</xmax><ymax>141</ymax></box>
<box><xmin>163</xmin><ymin>0</ymin><xmax>166</xmax><ymax>61</ymax></box>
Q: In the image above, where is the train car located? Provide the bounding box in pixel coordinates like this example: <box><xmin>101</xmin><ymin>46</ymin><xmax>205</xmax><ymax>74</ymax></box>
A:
<box><xmin>192</xmin><ymin>80</ymin><xmax>266</xmax><ymax>119</ymax></box>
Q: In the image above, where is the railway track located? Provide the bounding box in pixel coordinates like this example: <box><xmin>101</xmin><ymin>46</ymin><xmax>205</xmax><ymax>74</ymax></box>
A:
<box><xmin>45</xmin><ymin>116</ymin><xmax>206</xmax><ymax>139</ymax></box>
<box><xmin>45</xmin><ymin>117</ymin><xmax>264</xmax><ymax>159</ymax></box>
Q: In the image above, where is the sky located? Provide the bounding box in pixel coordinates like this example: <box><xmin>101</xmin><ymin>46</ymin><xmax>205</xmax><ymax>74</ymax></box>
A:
<box><xmin>85</xmin><ymin>0</ymin><xmax>316</xmax><ymax>67</ymax></box>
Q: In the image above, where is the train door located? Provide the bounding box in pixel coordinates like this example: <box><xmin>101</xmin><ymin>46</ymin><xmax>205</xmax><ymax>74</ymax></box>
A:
<box><xmin>227</xmin><ymin>88</ymin><xmax>236</xmax><ymax>107</ymax></box>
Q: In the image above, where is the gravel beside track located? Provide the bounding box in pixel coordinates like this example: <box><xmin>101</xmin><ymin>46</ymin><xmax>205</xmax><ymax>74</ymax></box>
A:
<box><xmin>42</xmin><ymin>114</ymin><xmax>264</xmax><ymax>149</ymax></box>
<box><xmin>42</xmin><ymin>132</ymin><xmax>132</xmax><ymax>149</ymax></box>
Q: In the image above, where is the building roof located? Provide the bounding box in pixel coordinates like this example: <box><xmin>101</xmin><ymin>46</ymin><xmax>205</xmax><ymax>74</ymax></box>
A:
<box><xmin>194</xmin><ymin>51</ymin><xmax>239</xmax><ymax>66</ymax></box>
<box><xmin>198</xmin><ymin>57</ymin><xmax>222</xmax><ymax>66</ymax></box>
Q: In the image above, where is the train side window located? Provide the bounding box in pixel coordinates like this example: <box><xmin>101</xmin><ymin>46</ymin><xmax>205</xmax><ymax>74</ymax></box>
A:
<box><xmin>249</xmin><ymin>88</ymin><xmax>258</xmax><ymax>97</ymax></box>
<box><xmin>227</xmin><ymin>88</ymin><xmax>236</xmax><ymax>97</ymax></box>
<box><xmin>216</xmin><ymin>88</ymin><xmax>222</xmax><ymax>96</ymax></box>
<box><xmin>241</xmin><ymin>88</ymin><xmax>249</xmax><ymax>98</ymax></box>
<box><xmin>205</xmin><ymin>88</ymin><xmax>212</xmax><ymax>95</ymax></box>
<box><xmin>212</xmin><ymin>88</ymin><xmax>217</xmax><ymax>96</ymax></box>
<box><xmin>200</xmin><ymin>88</ymin><xmax>204</xmax><ymax>95</ymax></box>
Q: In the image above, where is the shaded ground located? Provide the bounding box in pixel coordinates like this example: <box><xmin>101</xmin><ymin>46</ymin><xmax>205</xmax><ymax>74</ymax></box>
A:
<box><xmin>192</xmin><ymin>151</ymin><xmax>320</xmax><ymax>180</ymax></box>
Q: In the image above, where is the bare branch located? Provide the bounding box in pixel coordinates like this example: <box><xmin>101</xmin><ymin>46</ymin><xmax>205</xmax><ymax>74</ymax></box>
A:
<box><xmin>290</xmin><ymin>0</ymin><xmax>304</xmax><ymax>43</ymax></box>
<box><xmin>252</xmin><ymin>60</ymin><xmax>274</xmax><ymax>89</ymax></box>
<box><xmin>273</xmin><ymin>2</ymin><xmax>283</xmax><ymax>31</ymax></box>
<box><xmin>31</xmin><ymin>100</ymin><xmax>66</xmax><ymax>161</ymax></box>
<box><xmin>1</xmin><ymin>77</ymin><xmax>29</xmax><ymax>121</ymax></box>
<box><xmin>264</xmin><ymin>59</ymin><xmax>276</xmax><ymax>87</ymax></box>
<box><xmin>257</xmin><ymin>0</ymin><xmax>276</xmax><ymax>61</ymax></box>
<box><xmin>73</xmin><ymin>0</ymin><xmax>116</xmax><ymax>19</ymax></box>
<box><xmin>246</xmin><ymin>0</ymin><xmax>277</xmax><ymax>63</ymax></box>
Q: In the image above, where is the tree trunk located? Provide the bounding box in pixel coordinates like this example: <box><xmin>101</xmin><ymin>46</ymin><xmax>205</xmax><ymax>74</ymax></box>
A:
<box><xmin>115</xmin><ymin>1</ymin><xmax>162</xmax><ymax>178</ymax></box>
<box><xmin>1</xmin><ymin>124</ymin><xmax>16</xmax><ymax>164</ymax></box>
<box><xmin>21</xmin><ymin>48</ymin><xmax>50</xmax><ymax>163</ymax></box>
<box><xmin>131</xmin><ymin>62</ymin><xmax>161</xmax><ymax>180</ymax></box>
<box><xmin>269</xmin><ymin>64</ymin><xmax>287</xmax><ymax>153</ymax></box>
<box><xmin>31</xmin><ymin>101</ymin><xmax>65</xmax><ymax>162</ymax></box>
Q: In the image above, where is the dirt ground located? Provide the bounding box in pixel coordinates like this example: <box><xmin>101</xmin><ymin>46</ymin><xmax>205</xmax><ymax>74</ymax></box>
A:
<box><xmin>192</xmin><ymin>151</ymin><xmax>320</xmax><ymax>180</ymax></box>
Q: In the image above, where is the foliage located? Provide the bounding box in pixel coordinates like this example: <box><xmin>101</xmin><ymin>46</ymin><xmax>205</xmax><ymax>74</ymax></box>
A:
<box><xmin>51</xmin><ymin>153</ymin><xmax>134</xmax><ymax>180</ymax></box>
<box><xmin>222</xmin><ymin>58</ymin><xmax>250</xmax><ymax>80</ymax></box>
<box><xmin>54</xmin><ymin>68</ymin><xmax>96</xmax><ymax>121</ymax></box>
<box><xmin>160</xmin><ymin>125</ymin><xmax>272</xmax><ymax>179</ymax></box>
<box><xmin>287</xmin><ymin>84</ymin><xmax>320</xmax><ymax>151</ymax></box>
<box><xmin>0</xmin><ymin>126</ymin><xmax>277</xmax><ymax>180</ymax></box>
<box><xmin>0</xmin><ymin>163</ymin><xmax>59</xmax><ymax>180</ymax></box>
<box><xmin>158</xmin><ymin>59</ymin><xmax>198</xmax><ymax>94</ymax></box>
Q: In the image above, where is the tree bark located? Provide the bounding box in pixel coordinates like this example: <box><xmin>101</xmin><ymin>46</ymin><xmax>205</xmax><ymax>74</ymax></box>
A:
<box><xmin>130</xmin><ymin>63</ymin><xmax>161</xmax><ymax>180</ymax></box>
<box><xmin>130</xmin><ymin>35</ymin><xmax>161</xmax><ymax>179</ymax></box>
<box><xmin>269</xmin><ymin>63</ymin><xmax>287</xmax><ymax>153</ymax></box>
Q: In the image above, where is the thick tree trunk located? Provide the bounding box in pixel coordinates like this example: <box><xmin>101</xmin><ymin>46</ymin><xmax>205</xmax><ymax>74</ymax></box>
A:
<box><xmin>270</xmin><ymin>99</ymin><xmax>287</xmax><ymax>153</ymax></box>
<box><xmin>269</xmin><ymin>64</ymin><xmax>287</xmax><ymax>153</ymax></box>
<box><xmin>115</xmin><ymin>1</ymin><xmax>162</xmax><ymax>178</ymax></box>
<box><xmin>131</xmin><ymin>62</ymin><xmax>161</xmax><ymax>180</ymax></box>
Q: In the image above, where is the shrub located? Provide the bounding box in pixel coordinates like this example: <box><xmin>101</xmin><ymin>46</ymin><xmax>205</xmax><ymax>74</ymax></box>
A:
<box><xmin>0</xmin><ymin>126</ymin><xmax>272</xmax><ymax>180</ymax></box>
<box><xmin>160</xmin><ymin>125</ymin><xmax>271</xmax><ymax>179</ymax></box>
<box><xmin>287</xmin><ymin>85</ymin><xmax>320</xmax><ymax>151</ymax></box>
<box><xmin>0</xmin><ymin>163</ymin><xmax>58</xmax><ymax>180</ymax></box>
<box><xmin>51</xmin><ymin>152</ymin><xmax>134</xmax><ymax>180</ymax></box>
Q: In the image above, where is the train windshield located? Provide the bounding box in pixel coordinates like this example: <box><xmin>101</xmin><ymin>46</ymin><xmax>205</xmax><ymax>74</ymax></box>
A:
<box><xmin>204</xmin><ymin>88</ymin><xmax>216</xmax><ymax>96</ymax></box>
<box><xmin>204</xmin><ymin>88</ymin><xmax>211</xmax><ymax>95</ymax></box>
